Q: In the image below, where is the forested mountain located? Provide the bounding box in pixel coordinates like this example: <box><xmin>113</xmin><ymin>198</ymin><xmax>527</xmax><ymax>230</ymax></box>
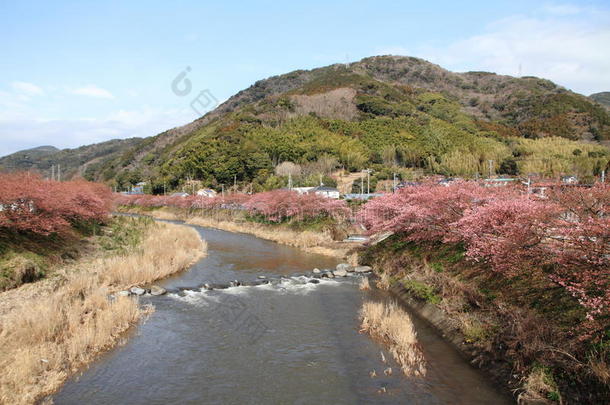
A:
<box><xmin>590</xmin><ymin>91</ymin><xmax>610</xmax><ymax>109</ymax></box>
<box><xmin>0</xmin><ymin>138</ymin><xmax>141</xmax><ymax>180</ymax></box>
<box><xmin>2</xmin><ymin>56</ymin><xmax>609</xmax><ymax>192</ymax></box>
<box><xmin>0</xmin><ymin>145</ymin><xmax>59</xmax><ymax>170</ymax></box>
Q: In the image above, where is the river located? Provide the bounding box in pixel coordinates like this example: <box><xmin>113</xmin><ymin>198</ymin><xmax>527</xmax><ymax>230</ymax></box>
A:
<box><xmin>53</xmin><ymin>223</ymin><xmax>512</xmax><ymax>404</ymax></box>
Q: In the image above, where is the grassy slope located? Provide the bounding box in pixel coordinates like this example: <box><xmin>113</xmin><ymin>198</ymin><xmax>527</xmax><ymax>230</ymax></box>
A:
<box><xmin>0</xmin><ymin>217</ymin><xmax>147</xmax><ymax>291</ymax></box>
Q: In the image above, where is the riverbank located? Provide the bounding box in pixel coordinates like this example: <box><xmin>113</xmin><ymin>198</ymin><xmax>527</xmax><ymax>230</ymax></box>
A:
<box><xmin>361</xmin><ymin>235</ymin><xmax>609</xmax><ymax>404</ymax></box>
<box><xmin>0</xmin><ymin>216</ymin><xmax>206</xmax><ymax>404</ymax></box>
<box><xmin>118</xmin><ymin>206</ymin><xmax>354</xmax><ymax>260</ymax></box>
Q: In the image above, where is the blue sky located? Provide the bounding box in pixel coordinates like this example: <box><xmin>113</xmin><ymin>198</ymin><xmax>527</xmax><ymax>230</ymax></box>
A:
<box><xmin>1</xmin><ymin>0</ymin><xmax>609</xmax><ymax>157</ymax></box>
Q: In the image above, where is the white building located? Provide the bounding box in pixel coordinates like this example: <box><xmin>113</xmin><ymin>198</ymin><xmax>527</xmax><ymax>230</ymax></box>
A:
<box><xmin>197</xmin><ymin>188</ymin><xmax>218</xmax><ymax>198</ymax></box>
<box><xmin>292</xmin><ymin>187</ymin><xmax>315</xmax><ymax>195</ymax></box>
<box><xmin>312</xmin><ymin>186</ymin><xmax>340</xmax><ymax>199</ymax></box>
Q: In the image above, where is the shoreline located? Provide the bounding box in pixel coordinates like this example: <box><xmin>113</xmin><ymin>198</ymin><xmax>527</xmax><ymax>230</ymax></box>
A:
<box><xmin>386</xmin><ymin>281</ymin><xmax>515</xmax><ymax>400</ymax></box>
<box><xmin>119</xmin><ymin>206</ymin><xmax>356</xmax><ymax>260</ymax></box>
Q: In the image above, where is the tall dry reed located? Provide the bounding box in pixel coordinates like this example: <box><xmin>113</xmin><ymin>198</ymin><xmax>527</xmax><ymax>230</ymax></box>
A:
<box><xmin>359</xmin><ymin>276</ymin><xmax>371</xmax><ymax>290</ymax></box>
<box><xmin>360</xmin><ymin>300</ymin><xmax>427</xmax><ymax>377</ymax></box>
<box><xmin>0</xmin><ymin>221</ymin><xmax>205</xmax><ymax>404</ymax></box>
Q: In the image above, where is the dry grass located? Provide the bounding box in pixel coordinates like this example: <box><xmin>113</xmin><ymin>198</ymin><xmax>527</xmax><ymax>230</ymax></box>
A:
<box><xmin>376</xmin><ymin>272</ymin><xmax>391</xmax><ymax>290</ymax></box>
<box><xmin>518</xmin><ymin>366</ymin><xmax>562</xmax><ymax>405</ymax></box>
<box><xmin>0</xmin><ymin>221</ymin><xmax>205</xmax><ymax>404</ymax></box>
<box><xmin>588</xmin><ymin>349</ymin><xmax>610</xmax><ymax>386</ymax></box>
<box><xmin>359</xmin><ymin>277</ymin><xmax>371</xmax><ymax>291</ymax></box>
<box><xmin>143</xmin><ymin>208</ymin><xmax>182</xmax><ymax>221</ymax></box>
<box><xmin>360</xmin><ymin>300</ymin><xmax>427</xmax><ymax>377</ymax></box>
<box><xmin>99</xmin><ymin>223</ymin><xmax>205</xmax><ymax>288</ymax></box>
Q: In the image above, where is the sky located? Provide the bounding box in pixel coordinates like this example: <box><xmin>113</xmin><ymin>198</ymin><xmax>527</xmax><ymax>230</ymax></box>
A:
<box><xmin>1</xmin><ymin>0</ymin><xmax>609</xmax><ymax>157</ymax></box>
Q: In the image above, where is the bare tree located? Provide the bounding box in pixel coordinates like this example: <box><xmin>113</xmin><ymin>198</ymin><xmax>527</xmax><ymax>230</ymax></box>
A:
<box><xmin>275</xmin><ymin>161</ymin><xmax>302</xmax><ymax>177</ymax></box>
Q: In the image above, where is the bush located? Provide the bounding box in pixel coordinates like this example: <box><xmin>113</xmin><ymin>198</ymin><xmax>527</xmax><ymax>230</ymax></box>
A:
<box><xmin>402</xmin><ymin>279</ymin><xmax>441</xmax><ymax>304</ymax></box>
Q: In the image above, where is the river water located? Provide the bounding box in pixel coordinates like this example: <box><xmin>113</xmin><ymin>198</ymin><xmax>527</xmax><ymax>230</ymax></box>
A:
<box><xmin>54</xmin><ymin>224</ymin><xmax>512</xmax><ymax>404</ymax></box>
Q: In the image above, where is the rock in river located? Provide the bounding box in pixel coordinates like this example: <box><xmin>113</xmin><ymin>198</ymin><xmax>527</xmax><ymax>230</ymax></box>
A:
<box><xmin>336</xmin><ymin>263</ymin><xmax>354</xmax><ymax>273</ymax></box>
<box><xmin>117</xmin><ymin>290</ymin><xmax>130</xmax><ymax>297</ymax></box>
<box><xmin>333</xmin><ymin>269</ymin><xmax>348</xmax><ymax>277</ymax></box>
<box><xmin>129</xmin><ymin>287</ymin><xmax>146</xmax><ymax>296</ymax></box>
<box><xmin>312</xmin><ymin>268</ymin><xmax>321</xmax><ymax>274</ymax></box>
<box><xmin>150</xmin><ymin>285</ymin><xmax>167</xmax><ymax>296</ymax></box>
<box><xmin>354</xmin><ymin>266</ymin><xmax>372</xmax><ymax>273</ymax></box>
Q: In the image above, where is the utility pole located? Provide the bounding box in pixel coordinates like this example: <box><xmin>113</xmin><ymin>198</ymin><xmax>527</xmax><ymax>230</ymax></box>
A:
<box><xmin>367</xmin><ymin>169</ymin><xmax>370</xmax><ymax>194</ymax></box>
<box><xmin>488</xmin><ymin>160</ymin><xmax>494</xmax><ymax>179</ymax></box>
<box><xmin>221</xmin><ymin>184</ymin><xmax>224</xmax><ymax>197</ymax></box>
<box><xmin>288</xmin><ymin>173</ymin><xmax>292</xmax><ymax>190</ymax></box>
<box><xmin>393</xmin><ymin>173</ymin><xmax>397</xmax><ymax>193</ymax></box>
<box><xmin>51</xmin><ymin>165</ymin><xmax>55</xmax><ymax>181</ymax></box>
<box><xmin>234</xmin><ymin>174</ymin><xmax>237</xmax><ymax>191</ymax></box>
<box><xmin>360</xmin><ymin>176</ymin><xmax>364</xmax><ymax>198</ymax></box>
<box><xmin>58</xmin><ymin>165</ymin><xmax>61</xmax><ymax>182</ymax></box>
<box><xmin>602</xmin><ymin>170</ymin><xmax>606</xmax><ymax>183</ymax></box>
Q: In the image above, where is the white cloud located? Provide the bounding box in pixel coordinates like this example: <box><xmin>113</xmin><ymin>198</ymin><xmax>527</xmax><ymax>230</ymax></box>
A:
<box><xmin>0</xmin><ymin>107</ymin><xmax>194</xmax><ymax>157</ymax></box>
<box><xmin>10</xmin><ymin>81</ymin><xmax>44</xmax><ymax>96</ymax></box>
<box><xmin>407</xmin><ymin>4</ymin><xmax>610</xmax><ymax>95</ymax></box>
<box><xmin>542</xmin><ymin>3</ymin><xmax>582</xmax><ymax>16</ymax></box>
<box><xmin>72</xmin><ymin>85</ymin><xmax>114</xmax><ymax>99</ymax></box>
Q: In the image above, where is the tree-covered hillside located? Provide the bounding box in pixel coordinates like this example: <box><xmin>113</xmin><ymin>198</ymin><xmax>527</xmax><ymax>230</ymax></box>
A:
<box><xmin>0</xmin><ymin>138</ymin><xmax>142</xmax><ymax>180</ymax></box>
<box><xmin>2</xmin><ymin>56</ymin><xmax>609</xmax><ymax>191</ymax></box>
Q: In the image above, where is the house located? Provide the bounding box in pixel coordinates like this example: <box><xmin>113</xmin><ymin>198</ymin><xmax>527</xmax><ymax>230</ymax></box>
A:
<box><xmin>292</xmin><ymin>187</ymin><xmax>315</xmax><ymax>195</ymax></box>
<box><xmin>343</xmin><ymin>193</ymin><xmax>384</xmax><ymax>201</ymax></box>
<box><xmin>395</xmin><ymin>181</ymin><xmax>420</xmax><ymax>190</ymax></box>
<box><xmin>311</xmin><ymin>186</ymin><xmax>340</xmax><ymax>199</ymax></box>
<box><xmin>196</xmin><ymin>188</ymin><xmax>217</xmax><ymax>198</ymax></box>
<box><xmin>438</xmin><ymin>177</ymin><xmax>458</xmax><ymax>187</ymax></box>
<box><xmin>129</xmin><ymin>182</ymin><xmax>147</xmax><ymax>195</ymax></box>
<box><xmin>482</xmin><ymin>178</ymin><xmax>518</xmax><ymax>187</ymax></box>
<box><xmin>561</xmin><ymin>175</ymin><xmax>578</xmax><ymax>184</ymax></box>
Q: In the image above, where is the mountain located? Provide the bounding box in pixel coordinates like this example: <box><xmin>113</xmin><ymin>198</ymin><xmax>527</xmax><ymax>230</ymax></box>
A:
<box><xmin>2</xmin><ymin>56</ymin><xmax>609</xmax><ymax>191</ymax></box>
<box><xmin>0</xmin><ymin>145</ymin><xmax>59</xmax><ymax>168</ymax></box>
<box><xmin>590</xmin><ymin>92</ymin><xmax>610</xmax><ymax>109</ymax></box>
<box><xmin>0</xmin><ymin>138</ymin><xmax>142</xmax><ymax>180</ymax></box>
